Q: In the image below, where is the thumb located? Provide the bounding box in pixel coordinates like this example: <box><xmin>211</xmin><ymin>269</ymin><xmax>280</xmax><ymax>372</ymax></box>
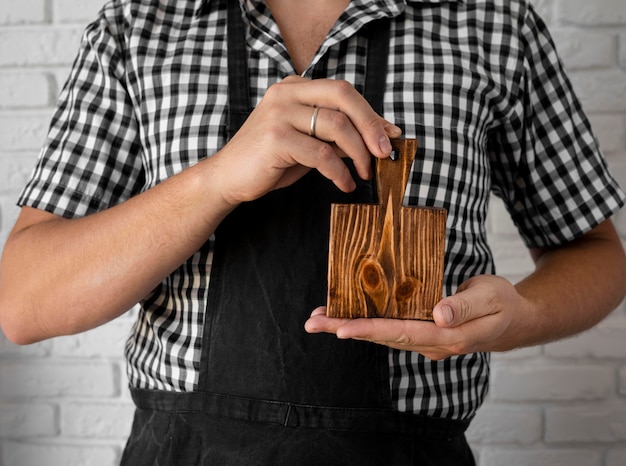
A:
<box><xmin>432</xmin><ymin>298</ymin><xmax>471</xmax><ymax>328</ymax></box>
<box><xmin>432</xmin><ymin>277</ymin><xmax>483</xmax><ymax>328</ymax></box>
<box><xmin>432</xmin><ymin>275</ymin><xmax>513</xmax><ymax>328</ymax></box>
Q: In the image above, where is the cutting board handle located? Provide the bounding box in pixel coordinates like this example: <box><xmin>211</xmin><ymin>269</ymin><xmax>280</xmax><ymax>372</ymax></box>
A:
<box><xmin>376</xmin><ymin>139</ymin><xmax>417</xmax><ymax>209</ymax></box>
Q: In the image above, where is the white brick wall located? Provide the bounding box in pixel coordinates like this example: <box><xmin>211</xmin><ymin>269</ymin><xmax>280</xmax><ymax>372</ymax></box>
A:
<box><xmin>0</xmin><ymin>1</ymin><xmax>625</xmax><ymax>465</ymax></box>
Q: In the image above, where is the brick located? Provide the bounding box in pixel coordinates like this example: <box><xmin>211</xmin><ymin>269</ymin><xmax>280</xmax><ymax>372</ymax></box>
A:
<box><xmin>0</xmin><ymin>153</ymin><xmax>39</xmax><ymax>194</ymax></box>
<box><xmin>61</xmin><ymin>402</ymin><xmax>134</xmax><ymax>439</ymax></box>
<box><xmin>0</xmin><ymin>361</ymin><xmax>118</xmax><ymax>398</ymax></box>
<box><xmin>0</xmin><ymin>403</ymin><xmax>57</xmax><ymax>437</ymax></box>
<box><xmin>599</xmin><ymin>306</ymin><xmax>626</xmax><ymax>325</ymax></box>
<box><xmin>0</xmin><ymin>194</ymin><xmax>23</xmax><ymax>241</ymax></box>
<box><xmin>0</xmin><ymin>28</ymin><xmax>83</xmax><ymax>66</ymax></box>
<box><xmin>488</xmin><ymin>239</ymin><xmax>534</xmax><ymax>279</ymax></box>
<box><xmin>51</xmin><ymin>67</ymin><xmax>75</xmax><ymax>94</ymax></box>
<box><xmin>53</xmin><ymin>0</ymin><xmax>105</xmax><ymax>23</ymax></box>
<box><xmin>606</xmin><ymin>447</ymin><xmax>626</xmax><ymax>466</ymax></box>
<box><xmin>546</xmin><ymin>405</ymin><xmax>626</xmax><ymax>442</ymax></box>
<box><xmin>486</xmin><ymin>199</ymin><xmax>536</xmax><ymax>280</ymax></box>
<box><xmin>0</xmin><ymin>114</ymin><xmax>51</xmax><ymax>151</ymax></box>
<box><xmin>489</xmin><ymin>364</ymin><xmax>613</xmax><ymax>401</ymax></box>
<box><xmin>491</xmin><ymin>346</ymin><xmax>542</xmax><ymax>361</ymax></box>
<box><xmin>588</xmin><ymin>114</ymin><xmax>626</xmax><ymax>153</ymax></box>
<box><xmin>480</xmin><ymin>448</ymin><xmax>602</xmax><ymax>466</ymax></box>
<box><xmin>486</xmin><ymin>197</ymin><xmax>518</xmax><ymax>236</ymax></box>
<box><xmin>609</xmin><ymin>310</ymin><xmax>626</xmax><ymax>329</ymax></box>
<box><xmin>0</xmin><ymin>225</ymin><xmax>10</xmax><ymax>248</ymax></box>
<box><xmin>619</xmin><ymin>365</ymin><xmax>626</xmax><ymax>396</ymax></box>
<box><xmin>0</xmin><ymin>0</ymin><xmax>48</xmax><ymax>25</ymax></box>
<box><xmin>531</xmin><ymin>0</ymin><xmax>555</xmax><ymax>25</ymax></box>
<box><xmin>0</xmin><ymin>330</ymin><xmax>50</xmax><ymax>358</ymax></box>
<box><xmin>466</xmin><ymin>406</ymin><xmax>541</xmax><ymax>445</ymax></box>
<box><xmin>606</xmin><ymin>156</ymin><xmax>626</xmax><ymax>185</ymax></box>
<box><xmin>614</xmin><ymin>209</ymin><xmax>626</xmax><ymax>241</ymax></box>
<box><xmin>118</xmin><ymin>378</ymin><xmax>133</xmax><ymax>401</ymax></box>
<box><xmin>551</xmin><ymin>29</ymin><xmax>616</xmax><ymax>70</ymax></box>
<box><xmin>570</xmin><ymin>70</ymin><xmax>626</xmax><ymax>114</ymax></box>
<box><xmin>2</xmin><ymin>442</ymin><xmax>119</xmax><ymax>466</ymax></box>
<box><xmin>52</xmin><ymin>319</ymin><xmax>134</xmax><ymax>359</ymax></box>
<box><xmin>544</xmin><ymin>325</ymin><xmax>626</xmax><ymax>359</ymax></box>
<box><xmin>0</xmin><ymin>73</ymin><xmax>52</xmax><ymax>109</ymax></box>
<box><xmin>556</xmin><ymin>0</ymin><xmax>626</xmax><ymax>26</ymax></box>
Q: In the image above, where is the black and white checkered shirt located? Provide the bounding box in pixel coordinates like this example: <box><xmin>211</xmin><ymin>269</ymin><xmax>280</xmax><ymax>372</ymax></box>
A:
<box><xmin>19</xmin><ymin>0</ymin><xmax>625</xmax><ymax>421</ymax></box>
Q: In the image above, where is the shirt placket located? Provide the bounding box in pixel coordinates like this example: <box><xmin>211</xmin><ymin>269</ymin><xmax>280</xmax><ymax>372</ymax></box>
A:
<box><xmin>241</xmin><ymin>0</ymin><xmax>405</xmax><ymax>78</ymax></box>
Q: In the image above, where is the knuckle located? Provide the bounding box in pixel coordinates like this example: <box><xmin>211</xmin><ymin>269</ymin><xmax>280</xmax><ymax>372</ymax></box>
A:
<box><xmin>364</xmin><ymin>116</ymin><xmax>383</xmax><ymax>132</ymax></box>
<box><xmin>449</xmin><ymin>342</ymin><xmax>470</xmax><ymax>356</ymax></box>
<box><xmin>263</xmin><ymin>81</ymin><xmax>287</xmax><ymax>102</ymax></box>
<box><xmin>486</xmin><ymin>294</ymin><xmax>501</xmax><ymax>315</ymax></box>
<box><xmin>425</xmin><ymin>352</ymin><xmax>446</xmax><ymax>361</ymax></box>
<box><xmin>315</xmin><ymin>142</ymin><xmax>336</xmax><ymax>163</ymax></box>
<box><xmin>334</xmin><ymin>79</ymin><xmax>356</xmax><ymax>97</ymax></box>
<box><xmin>260</xmin><ymin>122</ymin><xmax>287</xmax><ymax>147</ymax></box>
<box><xmin>456</xmin><ymin>297</ymin><xmax>472</xmax><ymax>322</ymax></box>
<box><xmin>281</xmin><ymin>75</ymin><xmax>300</xmax><ymax>84</ymax></box>
<box><xmin>393</xmin><ymin>331</ymin><xmax>415</xmax><ymax>348</ymax></box>
<box><xmin>327</xmin><ymin>111</ymin><xmax>351</xmax><ymax>132</ymax></box>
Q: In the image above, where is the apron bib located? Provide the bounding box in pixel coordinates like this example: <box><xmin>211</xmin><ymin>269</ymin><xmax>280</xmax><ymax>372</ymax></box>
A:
<box><xmin>122</xmin><ymin>3</ymin><xmax>473</xmax><ymax>464</ymax></box>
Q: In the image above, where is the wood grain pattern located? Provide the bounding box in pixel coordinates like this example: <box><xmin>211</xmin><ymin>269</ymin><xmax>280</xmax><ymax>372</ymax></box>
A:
<box><xmin>327</xmin><ymin>139</ymin><xmax>447</xmax><ymax>320</ymax></box>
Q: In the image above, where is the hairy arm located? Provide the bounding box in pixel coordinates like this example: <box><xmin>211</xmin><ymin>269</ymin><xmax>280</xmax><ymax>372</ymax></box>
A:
<box><xmin>505</xmin><ymin>219</ymin><xmax>626</xmax><ymax>348</ymax></box>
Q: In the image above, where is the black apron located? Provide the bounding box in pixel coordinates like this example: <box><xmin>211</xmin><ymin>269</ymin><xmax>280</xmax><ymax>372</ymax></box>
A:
<box><xmin>121</xmin><ymin>3</ymin><xmax>474</xmax><ymax>465</ymax></box>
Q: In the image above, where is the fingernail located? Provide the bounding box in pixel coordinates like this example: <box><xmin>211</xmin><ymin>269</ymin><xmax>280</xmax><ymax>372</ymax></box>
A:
<box><xmin>441</xmin><ymin>305</ymin><xmax>454</xmax><ymax>325</ymax></box>
<box><xmin>379</xmin><ymin>135</ymin><xmax>392</xmax><ymax>154</ymax></box>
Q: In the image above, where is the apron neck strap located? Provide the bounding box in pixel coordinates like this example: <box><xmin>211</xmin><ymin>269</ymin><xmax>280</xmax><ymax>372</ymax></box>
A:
<box><xmin>226</xmin><ymin>2</ymin><xmax>391</xmax><ymax>139</ymax></box>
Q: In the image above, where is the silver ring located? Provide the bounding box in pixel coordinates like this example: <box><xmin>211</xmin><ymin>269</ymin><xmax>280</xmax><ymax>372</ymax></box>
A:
<box><xmin>309</xmin><ymin>106</ymin><xmax>320</xmax><ymax>138</ymax></box>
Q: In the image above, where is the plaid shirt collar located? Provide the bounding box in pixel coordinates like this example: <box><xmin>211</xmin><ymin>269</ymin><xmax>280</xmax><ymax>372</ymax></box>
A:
<box><xmin>196</xmin><ymin>0</ymin><xmax>464</xmax><ymax>18</ymax></box>
<box><xmin>195</xmin><ymin>0</ymin><xmax>461</xmax><ymax>76</ymax></box>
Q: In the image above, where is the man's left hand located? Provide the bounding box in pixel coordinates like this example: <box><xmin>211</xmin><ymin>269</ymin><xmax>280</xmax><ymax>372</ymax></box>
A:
<box><xmin>305</xmin><ymin>274</ymin><xmax>528</xmax><ymax>360</ymax></box>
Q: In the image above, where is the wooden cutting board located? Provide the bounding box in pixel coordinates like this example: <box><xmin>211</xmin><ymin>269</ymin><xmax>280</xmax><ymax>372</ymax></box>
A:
<box><xmin>327</xmin><ymin>139</ymin><xmax>447</xmax><ymax>320</ymax></box>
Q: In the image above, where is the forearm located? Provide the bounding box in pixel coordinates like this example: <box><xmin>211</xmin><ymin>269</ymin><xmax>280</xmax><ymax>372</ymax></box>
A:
<box><xmin>505</xmin><ymin>220</ymin><xmax>626</xmax><ymax>350</ymax></box>
<box><xmin>0</xmin><ymin>156</ymin><xmax>235</xmax><ymax>344</ymax></box>
<box><xmin>1</xmin><ymin>77</ymin><xmax>401</xmax><ymax>345</ymax></box>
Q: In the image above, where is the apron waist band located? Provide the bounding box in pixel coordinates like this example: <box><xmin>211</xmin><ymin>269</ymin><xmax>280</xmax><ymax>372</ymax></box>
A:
<box><xmin>130</xmin><ymin>387</ymin><xmax>470</xmax><ymax>441</ymax></box>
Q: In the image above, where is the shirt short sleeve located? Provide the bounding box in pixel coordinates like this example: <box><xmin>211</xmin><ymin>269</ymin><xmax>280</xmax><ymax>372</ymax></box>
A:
<box><xmin>18</xmin><ymin>5</ymin><xmax>144</xmax><ymax>219</ymax></box>
<box><xmin>489</xmin><ymin>4</ymin><xmax>625</xmax><ymax>248</ymax></box>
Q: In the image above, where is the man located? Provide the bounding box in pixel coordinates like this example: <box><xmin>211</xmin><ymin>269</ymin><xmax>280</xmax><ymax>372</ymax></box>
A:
<box><xmin>1</xmin><ymin>0</ymin><xmax>625</xmax><ymax>464</ymax></box>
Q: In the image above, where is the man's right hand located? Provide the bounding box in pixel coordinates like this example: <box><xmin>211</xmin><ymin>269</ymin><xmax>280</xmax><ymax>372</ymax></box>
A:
<box><xmin>0</xmin><ymin>77</ymin><xmax>399</xmax><ymax>344</ymax></box>
<box><xmin>211</xmin><ymin>76</ymin><xmax>402</xmax><ymax>206</ymax></box>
